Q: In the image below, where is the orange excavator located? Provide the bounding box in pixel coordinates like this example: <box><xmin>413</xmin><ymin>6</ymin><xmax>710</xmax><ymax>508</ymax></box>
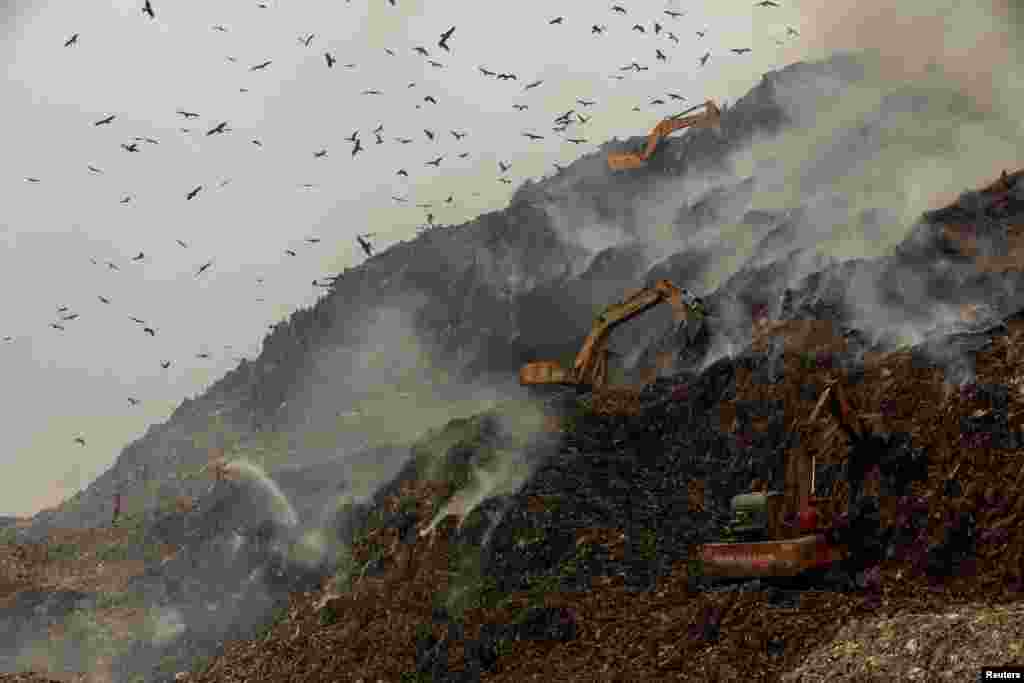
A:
<box><xmin>607</xmin><ymin>99</ymin><xmax>722</xmax><ymax>171</ymax></box>
<box><xmin>696</xmin><ymin>379</ymin><xmax>853</xmax><ymax>581</ymax></box>
<box><xmin>519</xmin><ymin>279</ymin><xmax>691</xmax><ymax>390</ymax></box>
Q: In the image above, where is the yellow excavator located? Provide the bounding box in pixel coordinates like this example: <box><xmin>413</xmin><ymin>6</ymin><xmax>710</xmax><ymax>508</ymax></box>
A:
<box><xmin>607</xmin><ymin>99</ymin><xmax>722</xmax><ymax>171</ymax></box>
<box><xmin>519</xmin><ymin>279</ymin><xmax>691</xmax><ymax>390</ymax></box>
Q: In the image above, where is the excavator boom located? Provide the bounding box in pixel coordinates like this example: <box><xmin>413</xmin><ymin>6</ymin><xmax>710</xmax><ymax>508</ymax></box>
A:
<box><xmin>520</xmin><ymin>279</ymin><xmax>689</xmax><ymax>390</ymax></box>
<box><xmin>608</xmin><ymin>100</ymin><xmax>721</xmax><ymax>171</ymax></box>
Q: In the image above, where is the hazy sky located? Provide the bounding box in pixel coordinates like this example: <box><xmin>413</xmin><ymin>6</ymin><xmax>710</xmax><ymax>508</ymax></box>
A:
<box><xmin>1</xmin><ymin>0</ymin><xmax>1017</xmax><ymax>516</ymax></box>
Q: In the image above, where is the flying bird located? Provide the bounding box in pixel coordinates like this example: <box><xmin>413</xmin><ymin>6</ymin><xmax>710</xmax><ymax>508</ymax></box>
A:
<box><xmin>133</xmin><ymin>136</ymin><xmax>159</xmax><ymax>144</ymax></box>
<box><xmin>654</xmin><ymin>22</ymin><xmax>662</xmax><ymax>34</ymax></box>
<box><xmin>129</xmin><ymin>316</ymin><xmax>145</xmax><ymax>324</ymax></box>
<box><xmin>413</xmin><ymin>46</ymin><xmax>429</xmax><ymax>56</ymax></box>
<box><xmin>397</xmin><ymin>169</ymin><xmax>408</xmax><ymax>177</ymax></box>
<box><xmin>212</xmin><ymin>24</ymin><xmax>228</xmax><ymax>32</ymax></box>
<box><xmin>656</xmin><ymin>49</ymin><xmax>667</xmax><ymax>61</ymax></box>
<box><xmin>632</xmin><ymin>24</ymin><xmax>645</xmax><ymax>33</ymax></box>
<box><xmin>64</xmin><ymin>33</ymin><xmax>79</xmax><ymax>47</ymax></box>
<box><xmin>128</xmin><ymin>397</ymin><xmax>140</xmax><ymax>406</ymax></box>
<box><xmin>592</xmin><ymin>25</ymin><xmax>606</xmax><ymax>34</ymax></box>
<box><xmin>668</xmin><ymin>92</ymin><xmax>685</xmax><ymax>101</ymax></box>
<box><xmin>524</xmin><ymin>79</ymin><xmax>543</xmax><ymax>90</ymax></box>
<box><xmin>425</xmin><ymin>156</ymin><xmax>444</xmax><ymax>167</ymax></box>
<box><xmin>499</xmin><ymin>177</ymin><xmax>512</xmax><ymax>184</ymax></box>
<box><xmin>522</xmin><ymin>132</ymin><xmax>544</xmax><ymax>140</ymax></box>
<box><xmin>458</xmin><ymin>152</ymin><xmax>469</xmax><ymax>159</ymax></box>
<box><xmin>50</xmin><ymin>323</ymin><xmax>64</xmax><ymax>331</ymax></box>
<box><xmin>479</xmin><ymin>66</ymin><xmax>496</xmax><ymax>76</ymax></box>
<box><xmin>356</xmin><ymin>234</ymin><xmax>373</xmax><ymax>257</ymax></box>
<box><xmin>74</xmin><ymin>437</ymin><xmax>86</xmax><ymax>446</ymax></box>
<box><xmin>650</xmin><ymin>98</ymin><xmax>665</xmax><ymax>105</ymax></box>
<box><xmin>731</xmin><ymin>47</ymin><xmax>752</xmax><ymax>54</ymax></box>
<box><xmin>351</xmin><ymin>138</ymin><xmax>364</xmax><ymax>156</ymax></box>
<box><xmin>325</xmin><ymin>52</ymin><xmax>336</xmax><ymax>67</ymax></box>
<box><xmin>385</xmin><ymin>48</ymin><xmax>396</xmax><ymax>56</ymax></box>
<box><xmin>314</xmin><ymin>149</ymin><xmax>328</xmax><ymax>158</ymax></box>
<box><xmin>98</xmin><ymin>296</ymin><xmax>111</xmax><ymax>304</ymax></box>
<box><xmin>250</xmin><ymin>60</ymin><xmax>272</xmax><ymax>71</ymax></box>
<box><xmin>786</xmin><ymin>26</ymin><xmax>799</xmax><ymax>36</ymax></box>
<box><xmin>567</xmin><ymin>138</ymin><xmax>587</xmax><ymax>144</ymax></box>
<box><xmin>94</xmin><ymin>115</ymin><xmax>116</xmax><ymax>126</ymax></box>
<box><xmin>755</xmin><ymin>0</ymin><xmax>780</xmax><ymax>6</ymax></box>
<box><xmin>696</xmin><ymin>30</ymin><xmax>706</xmax><ymax>38</ymax></box>
<box><xmin>498</xmin><ymin>161</ymin><xmax>510</xmax><ymax>172</ymax></box>
<box><xmin>665</xmin><ymin>10</ymin><xmax>684</xmax><ymax>18</ymax></box>
<box><xmin>299</xmin><ymin>33</ymin><xmax>315</xmax><ymax>46</ymax></box>
<box><xmin>578</xmin><ymin>113</ymin><xmax>590</xmax><ymax>123</ymax></box>
<box><xmin>362</xmin><ymin>89</ymin><xmax>383</xmax><ymax>95</ymax></box>
<box><xmin>206</xmin><ymin>121</ymin><xmax>229</xmax><ymax>135</ymax></box>
<box><xmin>160</xmin><ymin>360</ymin><xmax>170</xmax><ymax>368</ymax></box>
<box><xmin>285</xmin><ymin>249</ymin><xmax>296</xmax><ymax>256</ymax></box>
<box><xmin>424</xmin><ymin>95</ymin><xmax>437</xmax><ymax>104</ymax></box>
<box><xmin>176</xmin><ymin>239</ymin><xmax>188</xmax><ymax>248</ymax></box>
<box><xmin>121</xmin><ymin>142</ymin><xmax>140</xmax><ymax>152</ymax></box>
<box><xmin>344</xmin><ymin>130</ymin><xmax>359</xmax><ymax>142</ymax></box>
<box><xmin>131</xmin><ymin>252</ymin><xmax>144</xmax><ymax>261</ymax></box>
<box><xmin>106</xmin><ymin>261</ymin><xmax>119</xmax><ymax>270</ymax></box>
<box><xmin>24</xmin><ymin>177</ymin><xmax>41</xmax><ymax>183</ymax></box>
<box><xmin>142</xmin><ymin>0</ymin><xmax>154</xmax><ymax>20</ymax></box>
<box><xmin>186</xmin><ymin>185</ymin><xmax>202</xmax><ymax>200</ymax></box>
<box><xmin>57</xmin><ymin>306</ymin><xmax>69</xmax><ymax>313</ymax></box>
<box><xmin>699</xmin><ymin>52</ymin><xmax>711</xmax><ymax>66</ymax></box>
<box><xmin>305</xmin><ymin>237</ymin><xmax>320</xmax><ymax>243</ymax></box>
<box><xmin>427</xmin><ymin>60</ymin><xmax>444</xmax><ymax>68</ymax></box>
<box><xmin>196</xmin><ymin>260</ymin><xmax>213</xmax><ymax>276</ymax></box>
<box><xmin>61</xmin><ymin>313</ymin><xmax>79</xmax><ymax>321</ymax></box>
<box><xmin>577</xmin><ymin>99</ymin><xmax>595</xmax><ymax>107</ymax></box>
<box><xmin>392</xmin><ymin>195</ymin><xmax>407</xmax><ymax>203</ymax></box>
<box><xmin>438</xmin><ymin>26</ymin><xmax>455</xmax><ymax>51</ymax></box>
<box><xmin>451</xmin><ymin>130</ymin><xmax>466</xmax><ymax>140</ymax></box>
<box><xmin>611</xmin><ymin>5</ymin><xmax>626</xmax><ymax>14</ymax></box>
<box><xmin>496</xmin><ymin>72</ymin><xmax>517</xmax><ymax>80</ymax></box>
<box><xmin>196</xmin><ymin>353</ymin><xmax>210</xmax><ymax>359</ymax></box>
<box><xmin>424</xmin><ymin>128</ymin><xmax>435</xmax><ymax>140</ymax></box>
<box><xmin>176</xmin><ymin>109</ymin><xmax>199</xmax><ymax>119</ymax></box>
<box><xmin>549</xmin><ymin>16</ymin><xmax>563</xmax><ymax>24</ymax></box>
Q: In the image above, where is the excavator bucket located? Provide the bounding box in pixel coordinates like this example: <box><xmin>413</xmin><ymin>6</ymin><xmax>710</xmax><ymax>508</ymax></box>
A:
<box><xmin>519</xmin><ymin>360</ymin><xmax>572</xmax><ymax>385</ymax></box>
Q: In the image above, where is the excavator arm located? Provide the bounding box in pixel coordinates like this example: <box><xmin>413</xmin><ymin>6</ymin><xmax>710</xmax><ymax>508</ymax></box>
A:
<box><xmin>607</xmin><ymin>100</ymin><xmax>721</xmax><ymax>171</ymax></box>
<box><xmin>520</xmin><ymin>279</ymin><xmax>689</xmax><ymax>389</ymax></box>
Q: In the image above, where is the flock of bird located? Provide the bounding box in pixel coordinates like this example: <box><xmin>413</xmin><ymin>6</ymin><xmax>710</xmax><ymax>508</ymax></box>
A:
<box><xmin>11</xmin><ymin>1</ymin><xmax>800</xmax><ymax>448</ymax></box>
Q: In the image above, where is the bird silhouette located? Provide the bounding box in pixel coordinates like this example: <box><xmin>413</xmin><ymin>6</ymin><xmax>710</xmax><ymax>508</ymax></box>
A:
<box><xmin>413</xmin><ymin>46</ymin><xmax>429</xmax><ymax>56</ymax></box>
<box><xmin>356</xmin><ymin>234</ymin><xmax>373</xmax><ymax>257</ymax></box>
<box><xmin>344</xmin><ymin>130</ymin><xmax>359</xmax><ymax>143</ymax></box>
<box><xmin>524</xmin><ymin>79</ymin><xmax>543</xmax><ymax>90</ymax></box>
<box><xmin>397</xmin><ymin>169</ymin><xmax>409</xmax><ymax>176</ymax></box>
<box><xmin>696</xmin><ymin>30</ymin><xmax>706</xmax><ymax>38</ymax></box>
<box><xmin>2</xmin><ymin>336</ymin><xmax>12</xmax><ymax>342</ymax></box>
<box><xmin>160</xmin><ymin>360</ymin><xmax>171</xmax><ymax>368</ymax></box>
<box><xmin>285</xmin><ymin>249</ymin><xmax>296</xmax><ymax>256</ymax></box>
<box><xmin>106</xmin><ymin>261</ymin><xmax>119</xmax><ymax>270</ymax></box>
<box><xmin>196</xmin><ymin>352</ymin><xmax>210</xmax><ymax>359</ymax></box>
<box><xmin>306</xmin><ymin>237</ymin><xmax>321</xmax><ymax>243</ymax></box>
<box><xmin>497</xmin><ymin>72</ymin><xmax>517</xmax><ymax>80</ymax></box>
<box><xmin>731</xmin><ymin>47</ymin><xmax>752</xmax><ymax>54</ymax></box>
<box><xmin>64</xmin><ymin>33</ymin><xmax>79</xmax><ymax>47</ymax></box>
<box><xmin>578</xmin><ymin>113</ymin><xmax>590</xmax><ymax>123</ymax></box>
<box><xmin>129</xmin><ymin>317</ymin><xmax>145</xmax><ymax>324</ymax></box>
<box><xmin>250</xmin><ymin>60</ymin><xmax>272</xmax><ymax>71</ymax></box>
<box><xmin>451</xmin><ymin>130</ymin><xmax>467</xmax><ymax>140</ymax></box>
<box><xmin>385</xmin><ymin>48</ymin><xmax>396</xmax><ymax>56</ymax></box>
<box><xmin>665</xmin><ymin>10</ymin><xmax>684</xmax><ymax>18</ymax></box>
<box><xmin>176</xmin><ymin>109</ymin><xmax>199</xmax><ymax>119</ymax></box>
<box><xmin>212</xmin><ymin>24</ymin><xmax>228</xmax><ymax>32</ymax></box>
<box><xmin>632</xmin><ymin>24</ymin><xmax>645</xmax><ymax>32</ymax></box>
<box><xmin>592</xmin><ymin>25</ymin><xmax>606</xmax><ymax>34</ymax></box>
<box><xmin>650</xmin><ymin>98</ymin><xmax>666</xmax><ymax>105</ymax></box>
<box><xmin>567</xmin><ymin>137</ymin><xmax>587</xmax><ymax>144</ymax></box>
<box><xmin>186</xmin><ymin>185</ymin><xmax>203</xmax><ymax>200</ymax></box>
<box><xmin>176</xmin><ymin>239</ymin><xmax>188</xmax><ymax>248</ymax></box>
<box><xmin>656</xmin><ymin>49</ymin><xmax>667</xmax><ymax>61</ymax></box>
<box><xmin>438</xmin><ymin>26</ymin><xmax>455</xmax><ymax>51</ymax></box>
<box><xmin>94</xmin><ymin>115</ymin><xmax>116</xmax><ymax>126</ymax></box>
<box><xmin>611</xmin><ymin>5</ymin><xmax>626</xmax><ymax>14</ymax></box>
<box><xmin>50</xmin><ymin>323</ymin><xmax>64</xmax><ymax>331</ymax></box>
<box><xmin>325</xmin><ymin>52</ymin><xmax>336</xmax><ymax>67</ymax></box>
<box><xmin>499</xmin><ymin>178</ymin><xmax>512</xmax><ymax>184</ymax></box>
<box><xmin>314</xmin><ymin>149</ymin><xmax>328</xmax><ymax>158</ymax></box>
<box><xmin>457</xmin><ymin>152</ymin><xmax>469</xmax><ymax>159</ymax></box>
<box><xmin>549</xmin><ymin>16</ymin><xmax>563</xmax><ymax>24</ymax></box>
<box><xmin>61</xmin><ymin>313</ymin><xmax>79</xmax><ymax>321</ymax></box>
<box><xmin>499</xmin><ymin>161</ymin><xmax>510</xmax><ymax>172</ymax></box>
<box><xmin>133</xmin><ymin>136</ymin><xmax>159</xmax><ymax>144</ymax></box>
<box><xmin>577</xmin><ymin>99</ymin><xmax>595</xmax><ymax>107</ymax></box>
<box><xmin>132</xmin><ymin>252</ymin><xmax>144</xmax><ymax>261</ymax></box>
<box><xmin>786</xmin><ymin>26</ymin><xmax>799</xmax><ymax>36</ymax></box>
<box><xmin>425</xmin><ymin>156</ymin><xmax>444</xmax><ymax>167</ymax></box>
<box><xmin>128</xmin><ymin>397</ymin><xmax>140</xmax><ymax>406</ymax></box>
<box><xmin>479</xmin><ymin>66</ymin><xmax>496</xmax><ymax>76</ymax></box>
<box><xmin>392</xmin><ymin>195</ymin><xmax>407</xmax><ymax>202</ymax></box>
<box><xmin>142</xmin><ymin>0</ymin><xmax>155</xmax><ymax>20</ymax></box>
<box><xmin>24</xmin><ymin>177</ymin><xmax>41</xmax><ymax>183</ymax></box>
<box><xmin>362</xmin><ymin>89</ymin><xmax>383</xmax><ymax>95</ymax></box>
<box><xmin>699</xmin><ymin>52</ymin><xmax>711</xmax><ymax>66</ymax></box>
<box><xmin>424</xmin><ymin>95</ymin><xmax>437</xmax><ymax>104</ymax></box>
<box><xmin>512</xmin><ymin>104</ymin><xmax>528</xmax><ymax>112</ymax></box>
<box><xmin>668</xmin><ymin>92</ymin><xmax>685</xmax><ymax>101</ymax></box>
<box><xmin>98</xmin><ymin>296</ymin><xmax>111</xmax><ymax>304</ymax></box>
<box><xmin>206</xmin><ymin>121</ymin><xmax>229</xmax><ymax>135</ymax></box>
<box><xmin>143</xmin><ymin>326</ymin><xmax>155</xmax><ymax>336</ymax></box>
<box><xmin>88</xmin><ymin>165</ymin><xmax>104</xmax><ymax>174</ymax></box>
<box><xmin>523</xmin><ymin>132</ymin><xmax>544</xmax><ymax>140</ymax></box>
<box><xmin>57</xmin><ymin>306</ymin><xmax>69</xmax><ymax>313</ymax></box>
<box><xmin>755</xmin><ymin>0</ymin><xmax>780</xmax><ymax>6</ymax></box>
<box><xmin>74</xmin><ymin>437</ymin><xmax>86</xmax><ymax>446</ymax></box>
<box><xmin>395</xmin><ymin>137</ymin><xmax>413</xmax><ymax>144</ymax></box>
<box><xmin>424</xmin><ymin>128</ymin><xmax>435</xmax><ymax>140</ymax></box>
<box><xmin>196</xmin><ymin>260</ymin><xmax>213</xmax><ymax>276</ymax></box>
<box><xmin>351</xmin><ymin>138</ymin><xmax>364</xmax><ymax>156</ymax></box>
<box><xmin>299</xmin><ymin>33</ymin><xmax>315</xmax><ymax>46</ymax></box>
<box><xmin>654</xmin><ymin>22</ymin><xmax>662</xmax><ymax>34</ymax></box>
<box><xmin>121</xmin><ymin>142</ymin><xmax>140</xmax><ymax>152</ymax></box>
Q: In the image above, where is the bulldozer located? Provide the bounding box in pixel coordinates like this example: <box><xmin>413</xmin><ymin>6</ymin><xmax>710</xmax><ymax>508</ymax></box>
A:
<box><xmin>696</xmin><ymin>380</ymin><xmax>854</xmax><ymax>581</ymax></box>
<box><xmin>519</xmin><ymin>279</ymin><xmax>691</xmax><ymax>391</ymax></box>
<box><xmin>607</xmin><ymin>99</ymin><xmax>722</xmax><ymax>171</ymax></box>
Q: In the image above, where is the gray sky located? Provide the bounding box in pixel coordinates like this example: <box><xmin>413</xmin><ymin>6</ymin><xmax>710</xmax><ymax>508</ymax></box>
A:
<box><xmin>1</xmin><ymin>0</ymin><xmax>1017</xmax><ymax>516</ymax></box>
